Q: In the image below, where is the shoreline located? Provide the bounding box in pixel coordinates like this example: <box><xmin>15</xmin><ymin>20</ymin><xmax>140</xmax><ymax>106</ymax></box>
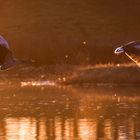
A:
<box><xmin>0</xmin><ymin>63</ymin><xmax>140</xmax><ymax>86</ymax></box>
<box><xmin>61</xmin><ymin>63</ymin><xmax>140</xmax><ymax>85</ymax></box>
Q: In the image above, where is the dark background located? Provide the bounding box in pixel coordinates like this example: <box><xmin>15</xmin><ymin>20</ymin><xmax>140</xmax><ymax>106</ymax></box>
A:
<box><xmin>0</xmin><ymin>0</ymin><xmax>140</xmax><ymax>64</ymax></box>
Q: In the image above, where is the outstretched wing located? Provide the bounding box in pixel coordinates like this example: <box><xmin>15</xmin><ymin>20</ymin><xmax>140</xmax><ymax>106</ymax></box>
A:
<box><xmin>125</xmin><ymin>52</ymin><xmax>140</xmax><ymax>67</ymax></box>
<box><xmin>124</xmin><ymin>41</ymin><xmax>140</xmax><ymax>67</ymax></box>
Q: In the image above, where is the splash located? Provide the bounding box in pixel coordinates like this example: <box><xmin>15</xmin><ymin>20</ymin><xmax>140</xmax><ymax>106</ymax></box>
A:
<box><xmin>21</xmin><ymin>80</ymin><xmax>55</xmax><ymax>87</ymax></box>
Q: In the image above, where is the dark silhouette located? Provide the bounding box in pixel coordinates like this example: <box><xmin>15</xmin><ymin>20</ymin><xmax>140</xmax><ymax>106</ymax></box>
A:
<box><xmin>0</xmin><ymin>35</ymin><xmax>27</xmax><ymax>70</ymax></box>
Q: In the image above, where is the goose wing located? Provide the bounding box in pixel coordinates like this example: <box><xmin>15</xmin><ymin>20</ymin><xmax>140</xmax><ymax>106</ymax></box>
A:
<box><xmin>124</xmin><ymin>42</ymin><xmax>140</xmax><ymax>67</ymax></box>
<box><xmin>125</xmin><ymin>52</ymin><xmax>140</xmax><ymax>67</ymax></box>
<box><xmin>0</xmin><ymin>35</ymin><xmax>9</xmax><ymax>49</ymax></box>
<box><xmin>1</xmin><ymin>50</ymin><xmax>21</xmax><ymax>70</ymax></box>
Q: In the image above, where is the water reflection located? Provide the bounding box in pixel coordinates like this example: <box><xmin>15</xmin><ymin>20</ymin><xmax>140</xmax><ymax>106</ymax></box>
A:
<box><xmin>2</xmin><ymin>117</ymin><xmax>140</xmax><ymax>140</ymax></box>
<box><xmin>0</xmin><ymin>85</ymin><xmax>139</xmax><ymax>139</ymax></box>
<box><xmin>5</xmin><ymin>118</ymin><xmax>36</xmax><ymax>140</ymax></box>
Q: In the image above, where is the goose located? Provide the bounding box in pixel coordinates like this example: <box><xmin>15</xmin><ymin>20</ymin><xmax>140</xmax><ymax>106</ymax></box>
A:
<box><xmin>114</xmin><ymin>41</ymin><xmax>140</xmax><ymax>67</ymax></box>
<box><xmin>0</xmin><ymin>35</ymin><xmax>23</xmax><ymax>70</ymax></box>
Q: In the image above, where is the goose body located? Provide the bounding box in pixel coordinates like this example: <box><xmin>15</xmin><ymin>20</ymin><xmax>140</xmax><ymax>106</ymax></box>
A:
<box><xmin>0</xmin><ymin>35</ymin><xmax>21</xmax><ymax>70</ymax></box>
<box><xmin>114</xmin><ymin>41</ymin><xmax>140</xmax><ymax>67</ymax></box>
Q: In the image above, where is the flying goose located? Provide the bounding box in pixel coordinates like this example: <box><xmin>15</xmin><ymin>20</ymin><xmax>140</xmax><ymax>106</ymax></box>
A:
<box><xmin>0</xmin><ymin>35</ymin><xmax>23</xmax><ymax>70</ymax></box>
<box><xmin>114</xmin><ymin>41</ymin><xmax>140</xmax><ymax>67</ymax></box>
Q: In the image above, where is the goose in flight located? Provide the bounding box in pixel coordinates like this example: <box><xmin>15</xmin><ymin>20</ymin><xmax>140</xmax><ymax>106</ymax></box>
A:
<box><xmin>114</xmin><ymin>41</ymin><xmax>140</xmax><ymax>67</ymax></box>
<box><xmin>0</xmin><ymin>35</ymin><xmax>22</xmax><ymax>70</ymax></box>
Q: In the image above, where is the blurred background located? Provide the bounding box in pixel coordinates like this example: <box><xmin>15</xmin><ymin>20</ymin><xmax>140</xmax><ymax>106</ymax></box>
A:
<box><xmin>0</xmin><ymin>0</ymin><xmax>140</xmax><ymax>64</ymax></box>
<box><xmin>0</xmin><ymin>1</ymin><xmax>140</xmax><ymax>139</ymax></box>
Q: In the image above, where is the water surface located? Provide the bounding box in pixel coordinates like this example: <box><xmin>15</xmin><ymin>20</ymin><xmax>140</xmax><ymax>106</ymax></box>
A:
<box><xmin>0</xmin><ymin>84</ymin><xmax>140</xmax><ymax>140</ymax></box>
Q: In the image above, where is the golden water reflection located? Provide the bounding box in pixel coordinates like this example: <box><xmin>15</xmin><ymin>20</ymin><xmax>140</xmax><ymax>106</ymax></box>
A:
<box><xmin>0</xmin><ymin>85</ymin><xmax>139</xmax><ymax>139</ymax></box>
<box><xmin>2</xmin><ymin>117</ymin><xmax>139</xmax><ymax>140</ymax></box>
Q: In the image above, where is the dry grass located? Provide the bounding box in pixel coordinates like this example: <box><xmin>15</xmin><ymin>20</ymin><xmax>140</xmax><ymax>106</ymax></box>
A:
<box><xmin>62</xmin><ymin>63</ymin><xmax>140</xmax><ymax>85</ymax></box>
<box><xmin>0</xmin><ymin>63</ymin><xmax>139</xmax><ymax>85</ymax></box>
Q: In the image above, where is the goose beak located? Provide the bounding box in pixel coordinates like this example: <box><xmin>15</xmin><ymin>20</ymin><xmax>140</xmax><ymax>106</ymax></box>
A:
<box><xmin>114</xmin><ymin>47</ymin><xmax>124</xmax><ymax>54</ymax></box>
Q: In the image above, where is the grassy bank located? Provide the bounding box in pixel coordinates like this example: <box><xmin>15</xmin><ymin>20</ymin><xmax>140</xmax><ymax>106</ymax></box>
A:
<box><xmin>63</xmin><ymin>63</ymin><xmax>140</xmax><ymax>85</ymax></box>
<box><xmin>0</xmin><ymin>63</ymin><xmax>140</xmax><ymax>85</ymax></box>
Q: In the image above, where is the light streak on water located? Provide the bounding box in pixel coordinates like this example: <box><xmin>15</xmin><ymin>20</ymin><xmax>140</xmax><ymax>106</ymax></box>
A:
<box><xmin>20</xmin><ymin>80</ymin><xmax>55</xmax><ymax>87</ymax></box>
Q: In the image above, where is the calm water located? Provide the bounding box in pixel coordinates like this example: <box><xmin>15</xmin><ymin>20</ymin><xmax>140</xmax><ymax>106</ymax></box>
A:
<box><xmin>0</xmin><ymin>83</ymin><xmax>140</xmax><ymax>140</ymax></box>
